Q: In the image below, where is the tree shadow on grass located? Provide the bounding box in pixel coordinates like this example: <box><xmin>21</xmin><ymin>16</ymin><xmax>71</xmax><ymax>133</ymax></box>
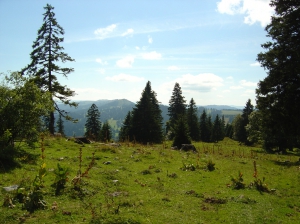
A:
<box><xmin>272</xmin><ymin>159</ymin><xmax>300</xmax><ymax>167</ymax></box>
<box><xmin>0</xmin><ymin>146</ymin><xmax>39</xmax><ymax>173</ymax></box>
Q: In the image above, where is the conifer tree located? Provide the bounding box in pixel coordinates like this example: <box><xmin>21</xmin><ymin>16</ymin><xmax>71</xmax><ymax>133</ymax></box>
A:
<box><xmin>119</xmin><ymin>111</ymin><xmax>133</xmax><ymax>142</ymax></box>
<box><xmin>199</xmin><ymin>110</ymin><xmax>210</xmax><ymax>142</ymax></box>
<box><xmin>186</xmin><ymin>98</ymin><xmax>200</xmax><ymax>141</ymax></box>
<box><xmin>21</xmin><ymin>4</ymin><xmax>77</xmax><ymax>134</ymax></box>
<box><xmin>256</xmin><ymin>0</ymin><xmax>300</xmax><ymax>151</ymax></box>
<box><xmin>211</xmin><ymin>114</ymin><xmax>223</xmax><ymax>142</ymax></box>
<box><xmin>130</xmin><ymin>81</ymin><xmax>163</xmax><ymax>144</ymax></box>
<box><xmin>241</xmin><ymin>99</ymin><xmax>254</xmax><ymax>145</ymax></box>
<box><xmin>172</xmin><ymin>115</ymin><xmax>191</xmax><ymax>148</ymax></box>
<box><xmin>168</xmin><ymin>82</ymin><xmax>186</xmax><ymax>138</ymax></box>
<box><xmin>207</xmin><ymin>115</ymin><xmax>213</xmax><ymax>142</ymax></box>
<box><xmin>100</xmin><ymin>121</ymin><xmax>112</xmax><ymax>142</ymax></box>
<box><xmin>85</xmin><ymin>104</ymin><xmax>101</xmax><ymax>141</ymax></box>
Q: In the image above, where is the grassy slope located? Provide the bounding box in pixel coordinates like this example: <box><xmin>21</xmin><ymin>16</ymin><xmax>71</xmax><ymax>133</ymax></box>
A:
<box><xmin>1</xmin><ymin>137</ymin><xmax>299</xmax><ymax>223</ymax></box>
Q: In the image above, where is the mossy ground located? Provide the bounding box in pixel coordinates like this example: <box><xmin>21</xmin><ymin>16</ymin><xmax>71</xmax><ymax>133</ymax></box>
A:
<box><xmin>1</xmin><ymin>137</ymin><xmax>299</xmax><ymax>223</ymax></box>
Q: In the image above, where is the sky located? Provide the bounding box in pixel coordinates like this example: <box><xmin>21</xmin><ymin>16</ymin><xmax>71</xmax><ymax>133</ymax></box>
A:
<box><xmin>0</xmin><ymin>0</ymin><xmax>275</xmax><ymax>106</ymax></box>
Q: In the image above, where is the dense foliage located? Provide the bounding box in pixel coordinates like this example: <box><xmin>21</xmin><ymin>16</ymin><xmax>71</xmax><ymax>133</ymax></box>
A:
<box><xmin>0</xmin><ymin>72</ymin><xmax>53</xmax><ymax>147</ymax></box>
<box><xmin>167</xmin><ymin>82</ymin><xmax>187</xmax><ymax>138</ymax></box>
<box><xmin>186</xmin><ymin>98</ymin><xmax>200</xmax><ymax>141</ymax></box>
<box><xmin>128</xmin><ymin>81</ymin><xmax>164</xmax><ymax>144</ymax></box>
<box><xmin>256</xmin><ymin>0</ymin><xmax>300</xmax><ymax>151</ymax></box>
<box><xmin>100</xmin><ymin>121</ymin><xmax>112</xmax><ymax>142</ymax></box>
<box><xmin>85</xmin><ymin>104</ymin><xmax>101</xmax><ymax>141</ymax></box>
<box><xmin>21</xmin><ymin>4</ymin><xmax>77</xmax><ymax>134</ymax></box>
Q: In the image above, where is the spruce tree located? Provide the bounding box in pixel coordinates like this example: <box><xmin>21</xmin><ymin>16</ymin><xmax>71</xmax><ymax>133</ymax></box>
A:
<box><xmin>256</xmin><ymin>0</ymin><xmax>300</xmax><ymax>151</ymax></box>
<box><xmin>199</xmin><ymin>110</ymin><xmax>210</xmax><ymax>142</ymax></box>
<box><xmin>186</xmin><ymin>98</ymin><xmax>200</xmax><ymax>141</ymax></box>
<box><xmin>168</xmin><ymin>82</ymin><xmax>186</xmax><ymax>138</ymax></box>
<box><xmin>100</xmin><ymin>121</ymin><xmax>112</xmax><ymax>142</ymax></box>
<box><xmin>211</xmin><ymin>114</ymin><xmax>223</xmax><ymax>142</ymax></box>
<box><xmin>241</xmin><ymin>99</ymin><xmax>254</xmax><ymax>145</ymax></box>
<box><xmin>21</xmin><ymin>4</ymin><xmax>77</xmax><ymax>134</ymax></box>
<box><xmin>130</xmin><ymin>81</ymin><xmax>163</xmax><ymax>144</ymax></box>
<box><xmin>119</xmin><ymin>111</ymin><xmax>133</xmax><ymax>142</ymax></box>
<box><xmin>207</xmin><ymin>115</ymin><xmax>213</xmax><ymax>142</ymax></box>
<box><xmin>172</xmin><ymin>115</ymin><xmax>191</xmax><ymax>148</ymax></box>
<box><xmin>85</xmin><ymin>104</ymin><xmax>101</xmax><ymax>141</ymax></box>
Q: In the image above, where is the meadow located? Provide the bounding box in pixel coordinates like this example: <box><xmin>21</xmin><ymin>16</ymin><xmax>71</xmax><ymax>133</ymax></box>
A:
<box><xmin>1</xmin><ymin>136</ymin><xmax>299</xmax><ymax>223</ymax></box>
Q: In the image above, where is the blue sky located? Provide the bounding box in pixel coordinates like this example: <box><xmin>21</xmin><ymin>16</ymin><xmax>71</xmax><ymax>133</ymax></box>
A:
<box><xmin>0</xmin><ymin>0</ymin><xmax>274</xmax><ymax>106</ymax></box>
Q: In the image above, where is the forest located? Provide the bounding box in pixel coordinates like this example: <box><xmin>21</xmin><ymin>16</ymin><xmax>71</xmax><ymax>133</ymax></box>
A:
<box><xmin>0</xmin><ymin>1</ymin><xmax>300</xmax><ymax>223</ymax></box>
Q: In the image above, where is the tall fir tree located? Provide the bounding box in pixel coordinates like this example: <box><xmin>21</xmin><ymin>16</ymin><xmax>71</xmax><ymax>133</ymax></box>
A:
<box><xmin>211</xmin><ymin>114</ymin><xmax>224</xmax><ymax>142</ymax></box>
<box><xmin>172</xmin><ymin>115</ymin><xmax>191</xmax><ymax>148</ymax></box>
<box><xmin>256</xmin><ymin>0</ymin><xmax>300</xmax><ymax>151</ymax></box>
<box><xmin>241</xmin><ymin>99</ymin><xmax>254</xmax><ymax>145</ymax></box>
<box><xmin>168</xmin><ymin>82</ymin><xmax>186</xmax><ymax>138</ymax></box>
<box><xmin>100</xmin><ymin>121</ymin><xmax>112</xmax><ymax>142</ymax></box>
<box><xmin>119</xmin><ymin>111</ymin><xmax>133</xmax><ymax>142</ymax></box>
<box><xmin>130</xmin><ymin>81</ymin><xmax>163</xmax><ymax>144</ymax></box>
<box><xmin>85</xmin><ymin>104</ymin><xmax>101</xmax><ymax>141</ymax></box>
<box><xmin>186</xmin><ymin>98</ymin><xmax>200</xmax><ymax>141</ymax></box>
<box><xmin>21</xmin><ymin>4</ymin><xmax>77</xmax><ymax>134</ymax></box>
<box><xmin>199</xmin><ymin>110</ymin><xmax>210</xmax><ymax>142</ymax></box>
<box><xmin>207</xmin><ymin>115</ymin><xmax>213</xmax><ymax>142</ymax></box>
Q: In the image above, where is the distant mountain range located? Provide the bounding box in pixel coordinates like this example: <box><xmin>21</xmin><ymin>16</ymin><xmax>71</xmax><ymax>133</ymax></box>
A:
<box><xmin>56</xmin><ymin>99</ymin><xmax>242</xmax><ymax>138</ymax></box>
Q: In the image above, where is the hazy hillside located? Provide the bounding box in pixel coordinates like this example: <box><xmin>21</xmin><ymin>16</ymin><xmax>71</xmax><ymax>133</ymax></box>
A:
<box><xmin>55</xmin><ymin>99</ymin><xmax>242</xmax><ymax>139</ymax></box>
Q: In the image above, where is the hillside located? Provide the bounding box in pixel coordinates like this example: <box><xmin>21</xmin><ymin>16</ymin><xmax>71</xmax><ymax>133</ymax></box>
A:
<box><xmin>56</xmin><ymin>99</ymin><xmax>242</xmax><ymax>138</ymax></box>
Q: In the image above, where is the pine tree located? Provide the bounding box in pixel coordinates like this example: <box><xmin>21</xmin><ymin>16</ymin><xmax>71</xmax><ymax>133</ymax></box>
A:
<box><xmin>168</xmin><ymin>82</ymin><xmax>186</xmax><ymax>138</ymax></box>
<box><xmin>100</xmin><ymin>121</ymin><xmax>112</xmax><ymax>142</ymax></box>
<box><xmin>172</xmin><ymin>115</ymin><xmax>191</xmax><ymax>148</ymax></box>
<box><xmin>207</xmin><ymin>115</ymin><xmax>213</xmax><ymax>142</ymax></box>
<box><xmin>241</xmin><ymin>99</ymin><xmax>254</xmax><ymax>145</ymax></box>
<box><xmin>211</xmin><ymin>114</ymin><xmax>223</xmax><ymax>142</ymax></box>
<box><xmin>56</xmin><ymin>114</ymin><xmax>65</xmax><ymax>136</ymax></box>
<box><xmin>186</xmin><ymin>98</ymin><xmax>200</xmax><ymax>141</ymax></box>
<box><xmin>21</xmin><ymin>4</ymin><xmax>77</xmax><ymax>134</ymax></box>
<box><xmin>130</xmin><ymin>81</ymin><xmax>163</xmax><ymax>144</ymax></box>
<box><xmin>256</xmin><ymin>0</ymin><xmax>300</xmax><ymax>151</ymax></box>
<box><xmin>199</xmin><ymin>110</ymin><xmax>210</xmax><ymax>142</ymax></box>
<box><xmin>119</xmin><ymin>111</ymin><xmax>132</xmax><ymax>142</ymax></box>
<box><xmin>85</xmin><ymin>104</ymin><xmax>101</xmax><ymax>141</ymax></box>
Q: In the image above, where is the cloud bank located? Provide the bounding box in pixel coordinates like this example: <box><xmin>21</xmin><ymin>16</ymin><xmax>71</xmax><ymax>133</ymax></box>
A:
<box><xmin>217</xmin><ymin>0</ymin><xmax>274</xmax><ymax>27</ymax></box>
<box><xmin>106</xmin><ymin>74</ymin><xmax>144</xmax><ymax>82</ymax></box>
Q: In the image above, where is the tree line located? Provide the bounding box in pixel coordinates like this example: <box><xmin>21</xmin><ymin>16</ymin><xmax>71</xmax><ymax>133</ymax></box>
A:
<box><xmin>1</xmin><ymin>1</ymin><xmax>299</xmax><ymax>155</ymax></box>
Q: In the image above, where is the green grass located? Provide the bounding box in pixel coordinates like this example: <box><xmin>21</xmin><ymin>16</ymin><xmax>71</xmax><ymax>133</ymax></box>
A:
<box><xmin>1</xmin><ymin>137</ymin><xmax>300</xmax><ymax>223</ymax></box>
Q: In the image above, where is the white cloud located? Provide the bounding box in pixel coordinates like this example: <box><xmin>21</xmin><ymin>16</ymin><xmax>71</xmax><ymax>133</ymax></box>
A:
<box><xmin>135</xmin><ymin>46</ymin><xmax>140</xmax><ymax>50</ymax></box>
<box><xmin>141</xmin><ymin>51</ymin><xmax>162</xmax><ymax>60</ymax></box>
<box><xmin>244</xmin><ymin>89</ymin><xmax>254</xmax><ymax>94</ymax></box>
<box><xmin>217</xmin><ymin>0</ymin><xmax>242</xmax><ymax>15</ymax></box>
<box><xmin>168</xmin><ymin>66</ymin><xmax>180</xmax><ymax>71</ymax></box>
<box><xmin>95</xmin><ymin>58</ymin><xmax>108</xmax><ymax>65</ymax></box>
<box><xmin>240</xmin><ymin>80</ymin><xmax>257</xmax><ymax>87</ymax></box>
<box><xmin>148</xmin><ymin>36</ymin><xmax>153</xmax><ymax>44</ymax></box>
<box><xmin>216</xmin><ymin>0</ymin><xmax>274</xmax><ymax>27</ymax></box>
<box><xmin>223</xmin><ymin>90</ymin><xmax>231</xmax><ymax>93</ymax></box>
<box><xmin>105</xmin><ymin>74</ymin><xmax>144</xmax><ymax>82</ymax></box>
<box><xmin>96</xmin><ymin>68</ymin><xmax>105</xmax><ymax>74</ymax></box>
<box><xmin>230</xmin><ymin>85</ymin><xmax>243</xmax><ymax>90</ymax></box>
<box><xmin>250</xmin><ymin>61</ymin><xmax>260</xmax><ymax>66</ymax></box>
<box><xmin>226</xmin><ymin>76</ymin><xmax>234</xmax><ymax>80</ymax></box>
<box><xmin>116</xmin><ymin>55</ymin><xmax>135</xmax><ymax>68</ymax></box>
<box><xmin>172</xmin><ymin>74</ymin><xmax>224</xmax><ymax>93</ymax></box>
<box><xmin>122</xmin><ymin>28</ymin><xmax>134</xmax><ymax>36</ymax></box>
<box><xmin>94</xmin><ymin>24</ymin><xmax>117</xmax><ymax>39</ymax></box>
